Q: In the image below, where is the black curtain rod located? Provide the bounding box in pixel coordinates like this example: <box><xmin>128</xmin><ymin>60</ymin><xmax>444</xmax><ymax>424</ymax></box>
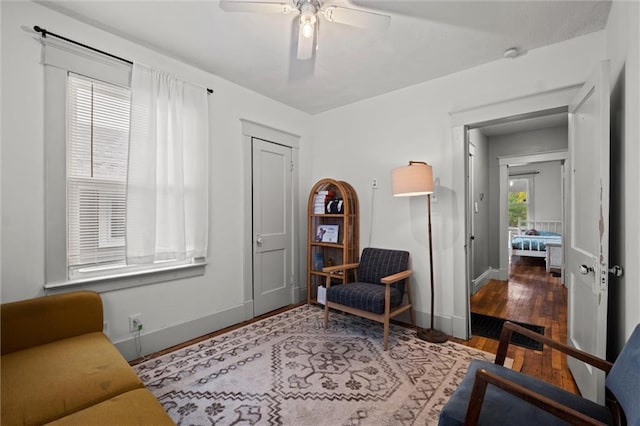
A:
<box><xmin>509</xmin><ymin>171</ymin><xmax>540</xmax><ymax>177</ymax></box>
<box><xmin>34</xmin><ymin>25</ymin><xmax>214</xmax><ymax>94</ymax></box>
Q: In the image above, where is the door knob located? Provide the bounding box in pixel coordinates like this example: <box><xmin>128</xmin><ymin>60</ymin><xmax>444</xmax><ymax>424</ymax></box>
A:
<box><xmin>256</xmin><ymin>236</ymin><xmax>263</xmax><ymax>245</ymax></box>
<box><xmin>579</xmin><ymin>265</ymin><xmax>593</xmax><ymax>275</ymax></box>
<box><xmin>609</xmin><ymin>265</ymin><xmax>624</xmax><ymax>277</ymax></box>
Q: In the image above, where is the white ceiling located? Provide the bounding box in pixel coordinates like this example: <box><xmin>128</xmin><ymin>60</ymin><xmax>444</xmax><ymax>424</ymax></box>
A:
<box><xmin>38</xmin><ymin>0</ymin><xmax>612</xmax><ymax>114</ymax></box>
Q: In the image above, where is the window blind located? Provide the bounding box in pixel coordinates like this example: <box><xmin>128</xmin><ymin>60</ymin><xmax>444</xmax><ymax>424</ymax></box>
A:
<box><xmin>67</xmin><ymin>73</ymin><xmax>131</xmax><ymax>273</ymax></box>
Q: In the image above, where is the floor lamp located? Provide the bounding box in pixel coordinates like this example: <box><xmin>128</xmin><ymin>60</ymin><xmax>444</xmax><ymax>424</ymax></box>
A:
<box><xmin>391</xmin><ymin>161</ymin><xmax>448</xmax><ymax>343</ymax></box>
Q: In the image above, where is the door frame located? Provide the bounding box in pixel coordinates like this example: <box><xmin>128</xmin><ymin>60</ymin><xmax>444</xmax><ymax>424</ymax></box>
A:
<box><xmin>450</xmin><ymin>85</ymin><xmax>581</xmax><ymax>339</ymax></box>
<box><xmin>498</xmin><ymin>151</ymin><xmax>568</xmax><ymax>281</ymax></box>
<box><xmin>467</xmin><ymin>140</ymin><xmax>475</xmax><ymax>297</ymax></box>
<box><xmin>241</xmin><ymin>119</ymin><xmax>300</xmax><ymax>320</ymax></box>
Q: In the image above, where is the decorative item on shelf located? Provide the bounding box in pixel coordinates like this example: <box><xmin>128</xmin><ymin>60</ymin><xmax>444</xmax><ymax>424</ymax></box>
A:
<box><xmin>317</xmin><ymin>285</ymin><xmax>326</xmax><ymax>305</ymax></box>
<box><xmin>317</xmin><ymin>225</ymin><xmax>339</xmax><ymax>243</ymax></box>
<box><xmin>326</xmin><ymin>198</ymin><xmax>344</xmax><ymax>214</ymax></box>
<box><xmin>391</xmin><ymin>161</ymin><xmax>448</xmax><ymax>343</ymax></box>
<box><xmin>314</xmin><ymin>252</ymin><xmax>324</xmax><ymax>270</ymax></box>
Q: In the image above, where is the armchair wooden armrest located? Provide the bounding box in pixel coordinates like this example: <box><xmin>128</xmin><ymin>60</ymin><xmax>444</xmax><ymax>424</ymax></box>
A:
<box><xmin>381</xmin><ymin>269</ymin><xmax>412</xmax><ymax>284</ymax></box>
<box><xmin>322</xmin><ymin>263</ymin><xmax>359</xmax><ymax>274</ymax></box>
<box><xmin>465</xmin><ymin>368</ymin><xmax>608</xmax><ymax>426</ymax></box>
<box><xmin>495</xmin><ymin>322</ymin><xmax>614</xmax><ymax>373</ymax></box>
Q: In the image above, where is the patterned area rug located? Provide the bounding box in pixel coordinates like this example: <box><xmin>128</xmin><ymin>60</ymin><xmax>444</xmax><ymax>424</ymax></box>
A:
<box><xmin>135</xmin><ymin>305</ymin><xmax>507</xmax><ymax>425</ymax></box>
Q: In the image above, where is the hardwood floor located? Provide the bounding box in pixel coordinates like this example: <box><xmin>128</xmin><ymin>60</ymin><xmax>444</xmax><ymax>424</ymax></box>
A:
<box><xmin>451</xmin><ymin>255</ymin><xmax>579</xmax><ymax>394</ymax></box>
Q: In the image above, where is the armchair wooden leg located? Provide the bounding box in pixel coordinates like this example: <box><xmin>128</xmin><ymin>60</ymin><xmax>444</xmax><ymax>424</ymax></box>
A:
<box><xmin>324</xmin><ymin>277</ymin><xmax>332</xmax><ymax>329</ymax></box>
<box><xmin>383</xmin><ymin>320</ymin><xmax>389</xmax><ymax>351</ymax></box>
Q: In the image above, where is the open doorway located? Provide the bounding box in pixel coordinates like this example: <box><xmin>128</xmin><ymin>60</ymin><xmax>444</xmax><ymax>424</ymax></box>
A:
<box><xmin>466</xmin><ymin>112</ymin><xmax>569</xmax><ymax>346</ymax></box>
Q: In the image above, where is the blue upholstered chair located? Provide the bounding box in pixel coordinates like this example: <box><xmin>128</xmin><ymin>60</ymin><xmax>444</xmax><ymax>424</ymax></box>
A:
<box><xmin>323</xmin><ymin>247</ymin><xmax>415</xmax><ymax>350</ymax></box>
<box><xmin>439</xmin><ymin>321</ymin><xmax>640</xmax><ymax>426</ymax></box>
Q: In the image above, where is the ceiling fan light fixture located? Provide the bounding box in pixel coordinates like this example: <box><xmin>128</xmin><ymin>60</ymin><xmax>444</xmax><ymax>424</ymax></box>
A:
<box><xmin>299</xmin><ymin>2</ymin><xmax>318</xmax><ymax>39</ymax></box>
<box><xmin>300</xmin><ymin>13</ymin><xmax>317</xmax><ymax>38</ymax></box>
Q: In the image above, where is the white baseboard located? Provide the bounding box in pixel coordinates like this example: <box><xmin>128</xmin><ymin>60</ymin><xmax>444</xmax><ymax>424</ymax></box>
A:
<box><xmin>412</xmin><ymin>309</ymin><xmax>454</xmax><ymax>337</ymax></box>
<box><xmin>243</xmin><ymin>300</ymin><xmax>254</xmax><ymax>320</ymax></box>
<box><xmin>114</xmin><ymin>304</ymin><xmax>246</xmax><ymax>361</ymax></box>
<box><xmin>292</xmin><ymin>283</ymin><xmax>304</xmax><ymax>304</ymax></box>
<box><xmin>471</xmin><ymin>268</ymin><xmax>492</xmax><ymax>294</ymax></box>
<box><xmin>451</xmin><ymin>314</ymin><xmax>469</xmax><ymax>340</ymax></box>
<box><xmin>490</xmin><ymin>268</ymin><xmax>508</xmax><ymax>281</ymax></box>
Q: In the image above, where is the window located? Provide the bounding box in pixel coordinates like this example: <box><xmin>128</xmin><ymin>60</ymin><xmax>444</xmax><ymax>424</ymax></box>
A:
<box><xmin>64</xmin><ymin>73</ymin><xmax>204</xmax><ymax>283</ymax></box>
<box><xmin>508</xmin><ymin>177</ymin><xmax>533</xmax><ymax>227</ymax></box>
<box><xmin>43</xmin><ymin>40</ymin><xmax>206</xmax><ymax>291</ymax></box>
<box><xmin>67</xmin><ymin>74</ymin><xmax>130</xmax><ymax>278</ymax></box>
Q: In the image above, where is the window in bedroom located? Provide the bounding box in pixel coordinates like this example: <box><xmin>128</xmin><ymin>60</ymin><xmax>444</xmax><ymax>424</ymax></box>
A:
<box><xmin>43</xmin><ymin>37</ymin><xmax>208</xmax><ymax>292</ymax></box>
<box><xmin>66</xmin><ymin>73</ymin><xmax>130</xmax><ymax>277</ymax></box>
<box><xmin>508</xmin><ymin>177</ymin><xmax>532</xmax><ymax>227</ymax></box>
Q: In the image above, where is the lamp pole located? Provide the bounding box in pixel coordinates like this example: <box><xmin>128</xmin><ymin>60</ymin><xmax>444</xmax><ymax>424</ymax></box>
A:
<box><xmin>416</xmin><ymin>193</ymin><xmax>448</xmax><ymax>343</ymax></box>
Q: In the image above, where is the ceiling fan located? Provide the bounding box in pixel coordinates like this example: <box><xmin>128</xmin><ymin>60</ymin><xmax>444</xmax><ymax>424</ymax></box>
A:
<box><xmin>218</xmin><ymin>0</ymin><xmax>391</xmax><ymax>60</ymax></box>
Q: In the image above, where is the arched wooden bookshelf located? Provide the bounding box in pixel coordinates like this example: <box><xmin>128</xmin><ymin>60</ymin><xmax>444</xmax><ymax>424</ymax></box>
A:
<box><xmin>306</xmin><ymin>178</ymin><xmax>359</xmax><ymax>305</ymax></box>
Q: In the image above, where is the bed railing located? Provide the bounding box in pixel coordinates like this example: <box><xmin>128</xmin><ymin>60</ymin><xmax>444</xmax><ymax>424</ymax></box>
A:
<box><xmin>517</xmin><ymin>219</ymin><xmax>562</xmax><ymax>234</ymax></box>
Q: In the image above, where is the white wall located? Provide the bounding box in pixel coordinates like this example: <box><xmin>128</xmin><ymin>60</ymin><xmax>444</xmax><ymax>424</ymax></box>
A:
<box><xmin>487</xmin><ymin>128</ymin><xmax>567</xmax><ymax>267</ymax></box>
<box><xmin>4</xmin><ymin>0</ymin><xmax>635</xmax><ymax>356</ymax></box>
<box><xmin>527</xmin><ymin>161</ymin><xmax>563</xmax><ymax>221</ymax></box>
<box><xmin>605</xmin><ymin>0</ymin><xmax>640</xmax><ymax>357</ymax></box>
<box><xmin>311</xmin><ymin>32</ymin><xmax>604</xmax><ymax>335</ymax></box>
<box><xmin>0</xmin><ymin>1</ymin><xmax>313</xmax><ymax>358</ymax></box>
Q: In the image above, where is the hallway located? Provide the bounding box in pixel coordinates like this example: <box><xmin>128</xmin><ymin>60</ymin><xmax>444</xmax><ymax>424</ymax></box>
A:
<box><xmin>454</xmin><ymin>256</ymin><xmax>579</xmax><ymax>394</ymax></box>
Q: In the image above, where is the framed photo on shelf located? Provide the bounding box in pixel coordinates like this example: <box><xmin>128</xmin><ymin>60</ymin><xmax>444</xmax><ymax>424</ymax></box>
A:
<box><xmin>316</xmin><ymin>225</ymin><xmax>339</xmax><ymax>243</ymax></box>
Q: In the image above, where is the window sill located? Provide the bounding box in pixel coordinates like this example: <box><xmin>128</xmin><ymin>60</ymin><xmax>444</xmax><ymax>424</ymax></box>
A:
<box><xmin>44</xmin><ymin>261</ymin><xmax>207</xmax><ymax>295</ymax></box>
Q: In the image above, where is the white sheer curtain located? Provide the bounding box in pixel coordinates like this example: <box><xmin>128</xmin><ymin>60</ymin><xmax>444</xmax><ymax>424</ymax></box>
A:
<box><xmin>126</xmin><ymin>63</ymin><xmax>209</xmax><ymax>264</ymax></box>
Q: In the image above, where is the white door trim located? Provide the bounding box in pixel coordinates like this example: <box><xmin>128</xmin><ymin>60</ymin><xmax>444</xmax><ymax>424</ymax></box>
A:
<box><xmin>241</xmin><ymin>119</ymin><xmax>300</xmax><ymax>320</ymax></box>
<box><xmin>450</xmin><ymin>84</ymin><xmax>581</xmax><ymax>339</ymax></box>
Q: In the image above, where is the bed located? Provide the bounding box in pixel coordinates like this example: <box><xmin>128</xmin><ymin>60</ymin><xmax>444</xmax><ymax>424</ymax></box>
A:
<box><xmin>510</xmin><ymin>219</ymin><xmax>562</xmax><ymax>260</ymax></box>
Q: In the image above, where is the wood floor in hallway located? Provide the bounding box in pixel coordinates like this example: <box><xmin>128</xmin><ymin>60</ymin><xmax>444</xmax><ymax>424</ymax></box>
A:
<box><xmin>451</xmin><ymin>256</ymin><xmax>579</xmax><ymax>394</ymax></box>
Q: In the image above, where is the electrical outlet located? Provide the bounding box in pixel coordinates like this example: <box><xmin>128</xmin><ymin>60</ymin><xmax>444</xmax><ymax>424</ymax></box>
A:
<box><xmin>129</xmin><ymin>314</ymin><xmax>143</xmax><ymax>333</ymax></box>
<box><xmin>372</xmin><ymin>178</ymin><xmax>378</xmax><ymax>189</ymax></box>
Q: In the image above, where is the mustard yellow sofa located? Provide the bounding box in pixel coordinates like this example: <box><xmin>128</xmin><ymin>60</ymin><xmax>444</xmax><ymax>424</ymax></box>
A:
<box><xmin>1</xmin><ymin>291</ymin><xmax>174</xmax><ymax>426</ymax></box>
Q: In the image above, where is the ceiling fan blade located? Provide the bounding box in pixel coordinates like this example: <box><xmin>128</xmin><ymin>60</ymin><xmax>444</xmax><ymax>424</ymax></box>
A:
<box><xmin>219</xmin><ymin>1</ymin><xmax>295</xmax><ymax>14</ymax></box>
<box><xmin>322</xmin><ymin>6</ymin><xmax>390</xmax><ymax>30</ymax></box>
<box><xmin>296</xmin><ymin>22</ymin><xmax>314</xmax><ymax>60</ymax></box>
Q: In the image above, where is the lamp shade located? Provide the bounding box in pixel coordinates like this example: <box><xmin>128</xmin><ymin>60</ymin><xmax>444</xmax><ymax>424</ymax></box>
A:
<box><xmin>391</xmin><ymin>162</ymin><xmax>433</xmax><ymax>196</ymax></box>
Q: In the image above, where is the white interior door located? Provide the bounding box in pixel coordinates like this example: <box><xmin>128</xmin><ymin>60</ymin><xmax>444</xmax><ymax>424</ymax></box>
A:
<box><xmin>567</xmin><ymin>60</ymin><xmax>610</xmax><ymax>403</ymax></box>
<box><xmin>252</xmin><ymin>138</ymin><xmax>293</xmax><ymax>316</ymax></box>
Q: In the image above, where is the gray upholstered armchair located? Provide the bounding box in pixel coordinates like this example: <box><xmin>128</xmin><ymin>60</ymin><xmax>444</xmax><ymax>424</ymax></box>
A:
<box><xmin>439</xmin><ymin>321</ymin><xmax>640</xmax><ymax>426</ymax></box>
<box><xmin>323</xmin><ymin>247</ymin><xmax>416</xmax><ymax>350</ymax></box>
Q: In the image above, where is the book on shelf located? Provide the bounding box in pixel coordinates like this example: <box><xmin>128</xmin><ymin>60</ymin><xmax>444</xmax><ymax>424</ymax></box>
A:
<box><xmin>312</xmin><ymin>190</ymin><xmax>335</xmax><ymax>214</ymax></box>
<box><xmin>313</xmin><ymin>191</ymin><xmax>327</xmax><ymax>214</ymax></box>
<box><xmin>316</xmin><ymin>225</ymin><xmax>339</xmax><ymax>243</ymax></box>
